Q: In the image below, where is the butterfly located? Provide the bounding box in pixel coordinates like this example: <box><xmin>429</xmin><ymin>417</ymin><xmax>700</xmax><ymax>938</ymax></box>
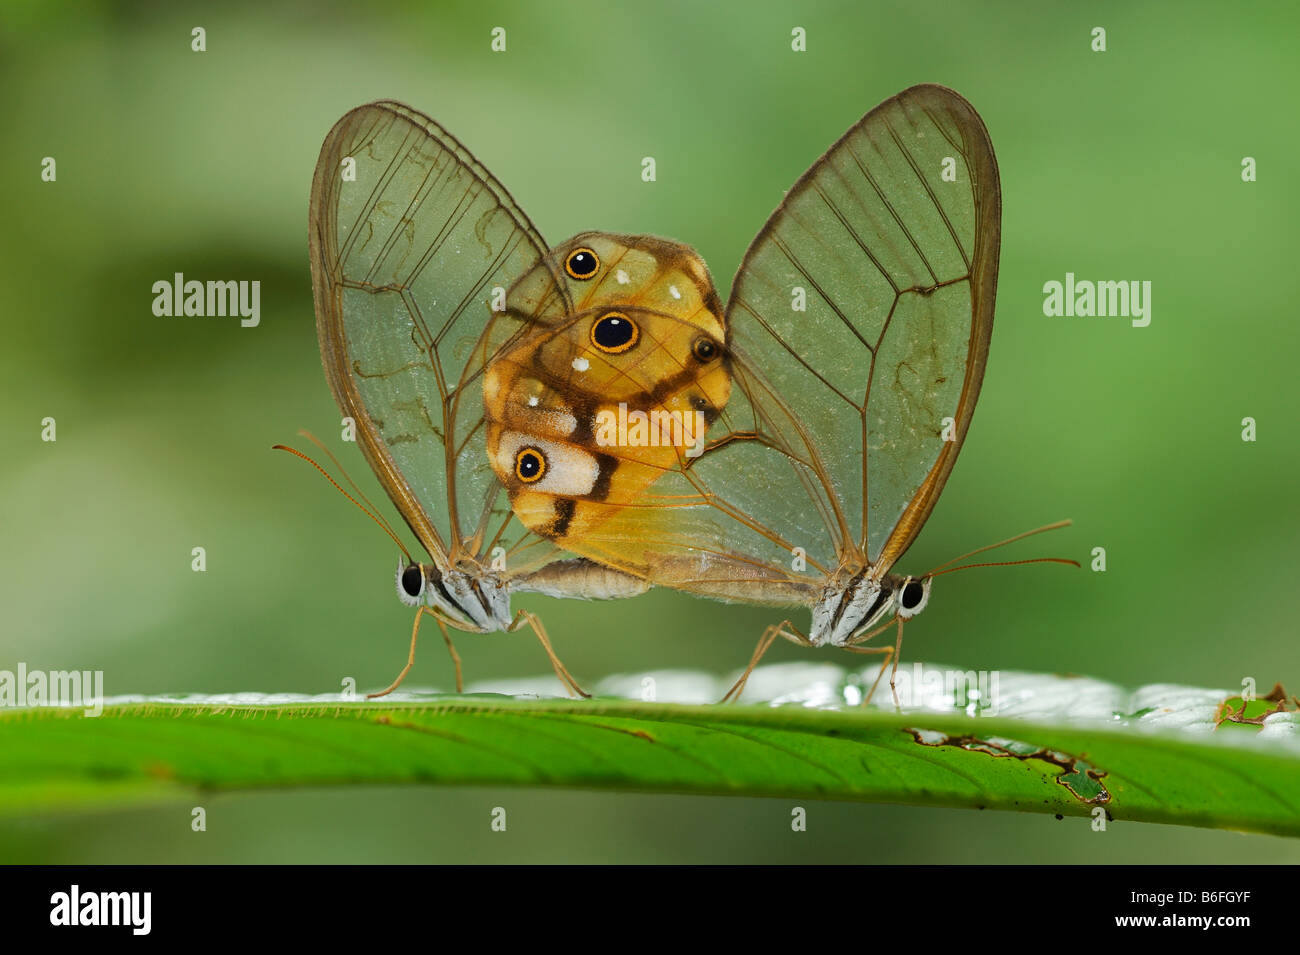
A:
<box><xmin>481</xmin><ymin>84</ymin><xmax>1075</xmax><ymax>702</ymax></box>
<box><xmin>300</xmin><ymin>100</ymin><xmax>654</xmax><ymax>698</ymax></box>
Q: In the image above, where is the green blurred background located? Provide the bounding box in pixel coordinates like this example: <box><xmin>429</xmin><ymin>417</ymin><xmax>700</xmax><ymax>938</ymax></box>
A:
<box><xmin>2</xmin><ymin>0</ymin><xmax>1296</xmax><ymax>863</ymax></box>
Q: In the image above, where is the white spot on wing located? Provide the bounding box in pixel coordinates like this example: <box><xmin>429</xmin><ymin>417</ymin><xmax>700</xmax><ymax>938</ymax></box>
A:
<box><xmin>483</xmin><ymin>365</ymin><xmax>503</xmax><ymax>401</ymax></box>
<box><xmin>669</xmin><ymin>285</ymin><xmax>682</xmax><ymax>300</ymax></box>
<box><xmin>616</xmin><ymin>269</ymin><xmax>630</xmax><ymax>285</ymax></box>
<box><xmin>543</xmin><ymin>409</ymin><xmax>578</xmax><ymax>435</ymax></box>
<box><xmin>572</xmin><ymin>357</ymin><xmax>590</xmax><ymax>372</ymax></box>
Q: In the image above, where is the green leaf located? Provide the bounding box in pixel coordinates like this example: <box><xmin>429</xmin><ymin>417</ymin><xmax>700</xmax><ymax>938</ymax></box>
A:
<box><xmin>1</xmin><ymin>664</ymin><xmax>1296</xmax><ymax>835</ymax></box>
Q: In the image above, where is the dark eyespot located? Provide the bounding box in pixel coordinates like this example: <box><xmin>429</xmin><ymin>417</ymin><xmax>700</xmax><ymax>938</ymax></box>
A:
<box><xmin>400</xmin><ymin>565</ymin><xmax>424</xmax><ymax>597</ymax></box>
<box><xmin>590</xmin><ymin>311</ymin><xmax>639</xmax><ymax>353</ymax></box>
<box><xmin>901</xmin><ymin>580</ymin><xmax>926</xmax><ymax>610</ymax></box>
<box><xmin>565</xmin><ymin>247</ymin><xmax>599</xmax><ymax>280</ymax></box>
<box><xmin>692</xmin><ymin>337</ymin><xmax>719</xmax><ymax>362</ymax></box>
<box><xmin>515</xmin><ymin>447</ymin><xmax>547</xmax><ymax>483</ymax></box>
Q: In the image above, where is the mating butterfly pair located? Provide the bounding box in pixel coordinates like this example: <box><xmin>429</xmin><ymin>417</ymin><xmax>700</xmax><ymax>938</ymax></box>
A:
<box><xmin>301</xmin><ymin>85</ymin><xmax>1058</xmax><ymax>703</ymax></box>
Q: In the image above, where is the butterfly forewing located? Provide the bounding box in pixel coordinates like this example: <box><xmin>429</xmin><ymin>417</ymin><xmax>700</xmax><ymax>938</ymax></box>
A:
<box><xmin>309</xmin><ymin>101</ymin><xmax>570</xmax><ymax>567</ymax></box>
<box><xmin>725</xmin><ymin>84</ymin><xmax>1000</xmax><ymax>571</ymax></box>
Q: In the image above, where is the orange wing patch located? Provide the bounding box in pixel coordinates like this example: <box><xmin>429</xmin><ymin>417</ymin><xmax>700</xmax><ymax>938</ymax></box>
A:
<box><xmin>485</xmin><ymin>234</ymin><xmax>732</xmax><ymax>548</ymax></box>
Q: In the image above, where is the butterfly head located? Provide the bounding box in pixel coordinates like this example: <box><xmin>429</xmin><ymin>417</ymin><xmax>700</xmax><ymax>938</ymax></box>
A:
<box><xmin>812</xmin><ymin>572</ymin><xmax>933</xmax><ymax>647</ymax></box>
<box><xmin>395</xmin><ymin>560</ymin><xmax>511</xmax><ymax>633</ymax></box>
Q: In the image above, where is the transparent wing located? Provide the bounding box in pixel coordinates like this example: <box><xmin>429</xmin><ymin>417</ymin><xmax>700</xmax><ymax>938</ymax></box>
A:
<box><xmin>309</xmin><ymin>101</ymin><xmax>570</xmax><ymax>570</ymax></box>
<box><xmin>532</xmin><ymin>85</ymin><xmax>1000</xmax><ymax>599</ymax></box>
<box><xmin>721</xmin><ymin>83</ymin><xmax>1000</xmax><ymax>571</ymax></box>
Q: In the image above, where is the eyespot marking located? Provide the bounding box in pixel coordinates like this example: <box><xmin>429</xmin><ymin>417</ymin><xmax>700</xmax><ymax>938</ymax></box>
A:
<box><xmin>692</xmin><ymin>337</ymin><xmax>719</xmax><ymax>362</ymax></box>
<box><xmin>565</xmin><ymin>247</ymin><xmax>599</xmax><ymax>279</ymax></box>
<box><xmin>590</xmin><ymin>312</ymin><xmax>639</xmax><ymax>354</ymax></box>
<box><xmin>515</xmin><ymin>447</ymin><xmax>547</xmax><ymax>483</ymax></box>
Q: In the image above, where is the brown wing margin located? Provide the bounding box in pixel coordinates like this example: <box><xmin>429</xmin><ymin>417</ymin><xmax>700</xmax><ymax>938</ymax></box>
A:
<box><xmin>307</xmin><ymin>101</ymin><xmax>557</xmax><ymax>564</ymax></box>
<box><xmin>872</xmin><ymin>85</ymin><xmax>1001</xmax><ymax>574</ymax></box>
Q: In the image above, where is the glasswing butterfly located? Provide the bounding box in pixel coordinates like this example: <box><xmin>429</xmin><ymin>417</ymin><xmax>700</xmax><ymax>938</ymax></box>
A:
<box><xmin>293</xmin><ymin>101</ymin><xmax>655</xmax><ymax>698</ymax></box>
<box><xmin>481</xmin><ymin>84</ymin><xmax>1076</xmax><ymax>703</ymax></box>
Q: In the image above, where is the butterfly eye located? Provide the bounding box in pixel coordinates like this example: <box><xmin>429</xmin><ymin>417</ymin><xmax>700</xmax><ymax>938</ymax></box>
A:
<box><xmin>590</xmin><ymin>312</ymin><xmax>639</xmax><ymax>354</ymax></box>
<box><xmin>565</xmin><ymin>247</ymin><xmax>600</xmax><ymax>280</ymax></box>
<box><xmin>691</xmin><ymin>337</ymin><xmax>720</xmax><ymax>362</ymax></box>
<box><xmin>400</xmin><ymin>564</ymin><xmax>424</xmax><ymax>598</ymax></box>
<box><xmin>514</xmin><ymin>447</ymin><xmax>547</xmax><ymax>483</ymax></box>
<box><xmin>898</xmin><ymin>577</ymin><xmax>930</xmax><ymax>618</ymax></box>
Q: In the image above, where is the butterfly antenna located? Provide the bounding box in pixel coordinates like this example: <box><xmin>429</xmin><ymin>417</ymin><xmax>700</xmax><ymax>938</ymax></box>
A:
<box><xmin>294</xmin><ymin>429</ymin><xmax>401</xmax><ymax>543</ymax></box>
<box><xmin>273</xmin><ymin>442</ymin><xmax>413</xmax><ymax>563</ymax></box>
<box><xmin>925</xmin><ymin>519</ymin><xmax>1079</xmax><ymax>578</ymax></box>
<box><xmin>929</xmin><ymin>556</ymin><xmax>1081</xmax><ymax>578</ymax></box>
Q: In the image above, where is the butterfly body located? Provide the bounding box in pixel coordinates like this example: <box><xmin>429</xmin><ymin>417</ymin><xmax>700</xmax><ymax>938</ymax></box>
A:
<box><xmin>395</xmin><ymin>558</ymin><xmax>651</xmax><ymax>632</ymax></box>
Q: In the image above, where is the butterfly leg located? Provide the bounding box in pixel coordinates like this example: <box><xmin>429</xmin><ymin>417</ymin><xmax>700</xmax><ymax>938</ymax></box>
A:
<box><xmin>720</xmin><ymin>620</ymin><xmax>811</xmax><ymax>703</ymax></box>
<box><xmin>886</xmin><ymin>617</ymin><xmax>904</xmax><ymax>707</ymax></box>
<box><xmin>510</xmin><ymin>610</ymin><xmax>591</xmax><ymax>699</ymax></box>
<box><xmin>438</xmin><ymin>615</ymin><xmax>466</xmax><ymax>694</ymax></box>
<box><xmin>845</xmin><ymin>615</ymin><xmax>906</xmax><ymax>709</ymax></box>
<box><xmin>368</xmin><ymin>605</ymin><xmax>463</xmax><ymax>699</ymax></box>
<box><xmin>841</xmin><ymin>644</ymin><xmax>894</xmax><ymax>707</ymax></box>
